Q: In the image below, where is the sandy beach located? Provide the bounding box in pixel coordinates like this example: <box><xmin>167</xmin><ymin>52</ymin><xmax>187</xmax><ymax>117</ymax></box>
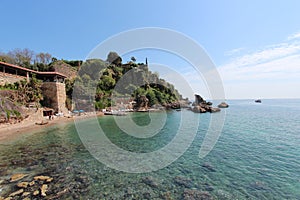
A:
<box><xmin>0</xmin><ymin>111</ymin><xmax>104</xmax><ymax>142</ymax></box>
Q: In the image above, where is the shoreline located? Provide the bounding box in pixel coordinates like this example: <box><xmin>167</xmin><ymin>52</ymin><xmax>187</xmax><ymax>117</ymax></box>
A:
<box><xmin>0</xmin><ymin>112</ymin><xmax>104</xmax><ymax>142</ymax></box>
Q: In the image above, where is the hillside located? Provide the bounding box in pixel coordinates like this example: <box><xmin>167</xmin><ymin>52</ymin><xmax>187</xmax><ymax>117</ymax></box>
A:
<box><xmin>70</xmin><ymin>52</ymin><xmax>183</xmax><ymax>111</ymax></box>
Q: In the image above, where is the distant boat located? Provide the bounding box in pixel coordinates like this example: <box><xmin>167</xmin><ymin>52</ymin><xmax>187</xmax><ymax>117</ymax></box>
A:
<box><xmin>255</xmin><ymin>99</ymin><xmax>262</xmax><ymax>103</ymax></box>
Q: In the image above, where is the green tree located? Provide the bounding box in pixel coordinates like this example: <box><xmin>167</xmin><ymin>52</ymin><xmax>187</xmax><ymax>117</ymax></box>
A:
<box><xmin>146</xmin><ymin>89</ymin><xmax>158</xmax><ymax>106</ymax></box>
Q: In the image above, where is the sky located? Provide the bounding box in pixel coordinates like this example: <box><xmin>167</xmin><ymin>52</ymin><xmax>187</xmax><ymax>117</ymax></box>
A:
<box><xmin>1</xmin><ymin>0</ymin><xmax>300</xmax><ymax>99</ymax></box>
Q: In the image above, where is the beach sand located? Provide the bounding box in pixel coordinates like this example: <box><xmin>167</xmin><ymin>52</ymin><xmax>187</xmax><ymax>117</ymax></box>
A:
<box><xmin>0</xmin><ymin>111</ymin><xmax>104</xmax><ymax>142</ymax></box>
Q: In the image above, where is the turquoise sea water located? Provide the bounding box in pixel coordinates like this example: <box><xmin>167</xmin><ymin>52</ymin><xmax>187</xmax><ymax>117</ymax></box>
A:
<box><xmin>0</xmin><ymin>99</ymin><xmax>300</xmax><ymax>199</ymax></box>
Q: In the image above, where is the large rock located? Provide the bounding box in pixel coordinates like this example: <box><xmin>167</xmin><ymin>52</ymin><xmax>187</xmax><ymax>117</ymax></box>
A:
<box><xmin>218</xmin><ymin>102</ymin><xmax>229</xmax><ymax>108</ymax></box>
<box><xmin>194</xmin><ymin>94</ymin><xmax>205</xmax><ymax>105</ymax></box>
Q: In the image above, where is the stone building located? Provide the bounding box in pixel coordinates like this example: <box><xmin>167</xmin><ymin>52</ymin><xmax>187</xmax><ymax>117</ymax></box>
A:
<box><xmin>0</xmin><ymin>61</ymin><xmax>68</xmax><ymax>114</ymax></box>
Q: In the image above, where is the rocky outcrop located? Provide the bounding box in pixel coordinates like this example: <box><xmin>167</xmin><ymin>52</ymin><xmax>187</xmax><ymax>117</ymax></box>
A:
<box><xmin>134</xmin><ymin>95</ymin><xmax>149</xmax><ymax>111</ymax></box>
<box><xmin>192</xmin><ymin>94</ymin><xmax>220</xmax><ymax>113</ymax></box>
<box><xmin>0</xmin><ymin>94</ymin><xmax>26</xmax><ymax>123</ymax></box>
<box><xmin>218</xmin><ymin>102</ymin><xmax>229</xmax><ymax>108</ymax></box>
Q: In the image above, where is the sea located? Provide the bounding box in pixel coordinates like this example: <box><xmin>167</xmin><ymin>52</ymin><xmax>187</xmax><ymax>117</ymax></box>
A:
<box><xmin>0</xmin><ymin>99</ymin><xmax>300</xmax><ymax>199</ymax></box>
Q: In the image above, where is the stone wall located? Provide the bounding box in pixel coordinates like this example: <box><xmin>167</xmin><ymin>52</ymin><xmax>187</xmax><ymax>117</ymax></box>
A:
<box><xmin>0</xmin><ymin>72</ymin><xmax>25</xmax><ymax>86</ymax></box>
<box><xmin>41</xmin><ymin>82</ymin><xmax>68</xmax><ymax>114</ymax></box>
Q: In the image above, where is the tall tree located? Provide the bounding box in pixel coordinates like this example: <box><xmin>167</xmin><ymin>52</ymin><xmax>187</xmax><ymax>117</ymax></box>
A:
<box><xmin>35</xmin><ymin>52</ymin><xmax>52</xmax><ymax>65</ymax></box>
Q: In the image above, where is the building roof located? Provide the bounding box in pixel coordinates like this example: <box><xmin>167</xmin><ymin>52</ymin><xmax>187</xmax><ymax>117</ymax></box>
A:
<box><xmin>0</xmin><ymin>61</ymin><xmax>67</xmax><ymax>78</ymax></box>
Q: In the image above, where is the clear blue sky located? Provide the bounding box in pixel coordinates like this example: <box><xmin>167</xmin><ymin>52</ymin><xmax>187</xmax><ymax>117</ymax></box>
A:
<box><xmin>1</xmin><ymin>0</ymin><xmax>300</xmax><ymax>99</ymax></box>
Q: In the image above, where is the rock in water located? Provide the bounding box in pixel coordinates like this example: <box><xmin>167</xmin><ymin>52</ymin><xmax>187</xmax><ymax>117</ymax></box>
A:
<box><xmin>10</xmin><ymin>174</ymin><xmax>27</xmax><ymax>182</ymax></box>
<box><xmin>192</xmin><ymin>106</ymin><xmax>207</xmax><ymax>113</ymax></box>
<box><xmin>209</xmin><ymin>107</ymin><xmax>221</xmax><ymax>113</ymax></box>
<box><xmin>218</xmin><ymin>102</ymin><xmax>229</xmax><ymax>108</ymax></box>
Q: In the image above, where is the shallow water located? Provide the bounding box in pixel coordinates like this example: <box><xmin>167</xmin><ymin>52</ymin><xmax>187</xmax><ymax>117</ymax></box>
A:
<box><xmin>0</xmin><ymin>99</ymin><xmax>300</xmax><ymax>199</ymax></box>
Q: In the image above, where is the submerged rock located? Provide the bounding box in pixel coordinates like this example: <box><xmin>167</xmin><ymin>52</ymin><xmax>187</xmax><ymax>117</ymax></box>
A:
<box><xmin>34</xmin><ymin>175</ymin><xmax>53</xmax><ymax>183</ymax></box>
<box><xmin>9</xmin><ymin>189</ymin><xmax>24</xmax><ymax>197</ymax></box>
<box><xmin>174</xmin><ymin>176</ymin><xmax>192</xmax><ymax>188</ymax></box>
<box><xmin>183</xmin><ymin>189</ymin><xmax>213</xmax><ymax>200</ymax></box>
<box><xmin>10</xmin><ymin>174</ymin><xmax>27</xmax><ymax>182</ymax></box>
<box><xmin>41</xmin><ymin>184</ymin><xmax>48</xmax><ymax>197</ymax></box>
<box><xmin>29</xmin><ymin>180</ymin><xmax>35</xmax><ymax>186</ymax></box>
<box><xmin>142</xmin><ymin>176</ymin><xmax>158</xmax><ymax>188</ymax></box>
<box><xmin>202</xmin><ymin>162</ymin><xmax>216</xmax><ymax>172</ymax></box>
<box><xmin>17</xmin><ymin>182</ymin><xmax>29</xmax><ymax>188</ymax></box>
<box><xmin>22</xmin><ymin>192</ymin><xmax>30</xmax><ymax>197</ymax></box>
<box><xmin>33</xmin><ymin>190</ymin><xmax>39</xmax><ymax>196</ymax></box>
